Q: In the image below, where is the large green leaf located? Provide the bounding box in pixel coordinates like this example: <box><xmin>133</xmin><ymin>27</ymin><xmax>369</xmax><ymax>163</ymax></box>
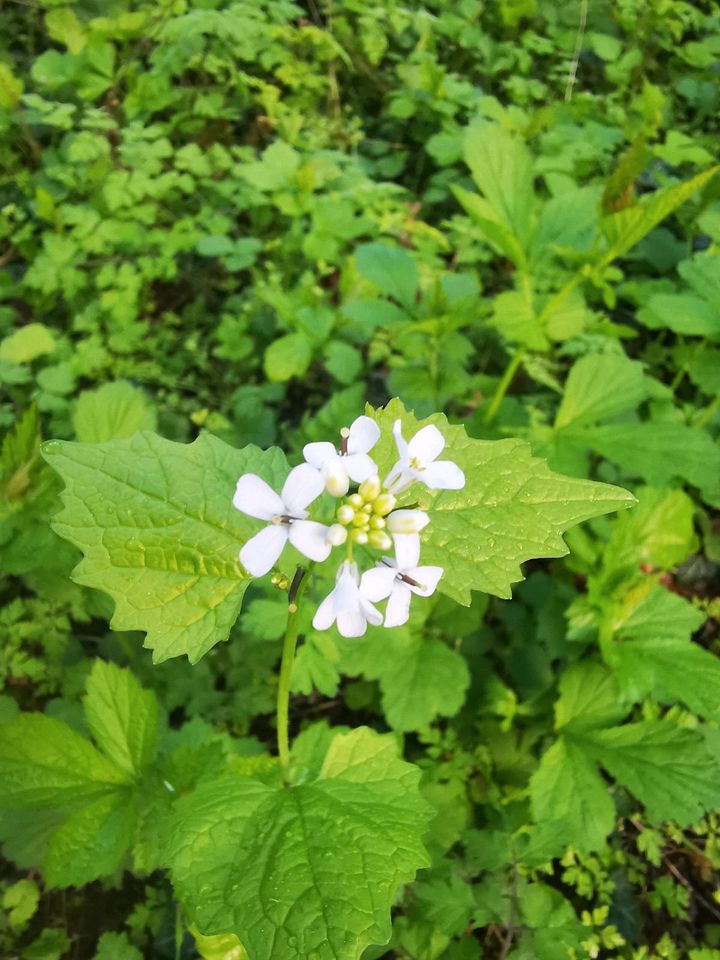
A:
<box><xmin>355</xmin><ymin>243</ymin><xmax>418</xmax><ymax>311</ymax></box>
<box><xmin>369</xmin><ymin>400</ymin><xmax>635</xmax><ymax>602</ymax></box>
<box><xmin>161</xmin><ymin>727</ymin><xmax>432</xmax><ymax>960</ymax></box>
<box><xmin>73</xmin><ymin>380</ymin><xmax>157</xmax><ymax>443</ymax></box>
<box><xmin>554</xmin><ymin>354</ymin><xmax>646</xmax><ymax>430</ymax></box>
<box><xmin>42</xmin><ymin>432</ymin><xmax>289</xmax><ymax>662</ymax></box>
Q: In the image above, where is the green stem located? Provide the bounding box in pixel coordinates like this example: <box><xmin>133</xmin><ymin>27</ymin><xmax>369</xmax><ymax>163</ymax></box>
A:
<box><xmin>484</xmin><ymin>347</ymin><xmax>526</xmax><ymax>425</ymax></box>
<box><xmin>695</xmin><ymin>393</ymin><xmax>720</xmax><ymax>430</ymax></box>
<box><xmin>276</xmin><ymin>565</ymin><xmax>312</xmax><ymax>780</ymax></box>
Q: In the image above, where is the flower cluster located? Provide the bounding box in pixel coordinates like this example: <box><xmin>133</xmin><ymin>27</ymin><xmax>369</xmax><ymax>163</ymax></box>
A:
<box><xmin>233</xmin><ymin>415</ymin><xmax>465</xmax><ymax>637</ymax></box>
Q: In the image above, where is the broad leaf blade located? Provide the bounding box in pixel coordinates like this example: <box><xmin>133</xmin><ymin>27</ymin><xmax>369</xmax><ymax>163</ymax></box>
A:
<box><xmin>42</xmin><ymin>432</ymin><xmax>289</xmax><ymax>662</ymax></box>
<box><xmin>162</xmin><ymin>728</ymin><xmax>432</xmax><ymax>960</ymax></box>
<box><xmin>84</xmin><ymin>660</ymin><xmax>161</xmax><ymax>776</ymax></box>
<box><xmin>369</xmin><ymin>400</ymin><xmax>635</xmax><ymax>602</ymax></box>
<box><xmin>0</xmin><ymin>714</ymin><xmax>128</xmax><ymax>808</ymax></box>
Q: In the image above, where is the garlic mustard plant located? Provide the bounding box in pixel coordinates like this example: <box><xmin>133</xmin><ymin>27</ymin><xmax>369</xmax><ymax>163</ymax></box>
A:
<box><xmin>232</xmin><ymin>413</ymin><xmax>465</xmax><ymax>638</ymax></box>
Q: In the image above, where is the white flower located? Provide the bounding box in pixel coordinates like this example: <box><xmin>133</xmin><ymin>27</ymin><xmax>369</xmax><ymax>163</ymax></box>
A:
<box><xmin>233</xmin><ymin>464</ymin><xmax>332</xmax><ymax>577</ymax></box>
<box><xmin>313</xmin><ymin>560</ymin><xmax>383</xmax><ymax>638</ymax></box>
<box><xmin>386</xmin><ymin>509</ymin><xmax>429</xmax><ymax>535</ymax></box>
<box><xmin>385</xmin><ymin>419</ymin><xmax>465</xmax><ymax>494</ymax></box>
<box><xmin>361</xmin><ymin>534</ymin><xmax>443</xmax><ymax>628</ymax></box>
<box><xmin>303</xmin><ymin>416</ymin><xmax>380</xmax><ymax>497</ymax></box>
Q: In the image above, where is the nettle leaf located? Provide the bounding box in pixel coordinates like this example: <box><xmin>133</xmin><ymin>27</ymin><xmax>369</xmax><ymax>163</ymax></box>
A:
<box><xmin>42</xmin><ymin>432</ymin><xmax>288</xmax><ymax>662</ymax></box>
<box><xmin>579</xmin><ymin>721</ymin><xmax>720</xmax><ymax>826</ymax></box>
<box><xmin>368</xmin><ymin>399</ymin><xmax>634</xmax><ymax>602</ymax></box>
<box><xmin>73</xmin><ymin>380</ymin><xmax>158</xmax><ymax>443</ymax></box>
<box><xmin>161</xmin><ymin>727</ymin><xmax>432</xmax><ymax>960</ymax></box>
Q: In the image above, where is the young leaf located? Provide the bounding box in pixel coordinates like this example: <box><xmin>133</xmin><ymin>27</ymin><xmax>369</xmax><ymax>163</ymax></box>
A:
<box><xmin>554</xmin><ymin>354</ymin><xmax>646</xmax><ymax>429</ymax></box>
<box><xmin>369</xmin><ymin>399</ymin><xmax>635</xmax><ymax>603</ymax></box>
<box><xmin>161</xmin><ymin>727</ymin><xmax>432</xmax><ymax>960</ymax></box>
<box><xmin>83</xmin><ymin>660</ymin><xmax>160</xmax><ymax>777</ymax></box>
<box><xmin>42</xmin><ymin>432</ymin><xmax>289</xmax><ymax>662</ymax></box>
<box><xmin>355</xmin><ymin>242</ymin><xmax>418</xmax><ymax>311</ymax></box>
<box><xmin>73</xmin><ymin>381</ymin><xmax>158</xmax><ymax>443</ymax></box>
<box><xmin>598</xmin><ymin>165</ymin><xmax>719</xmax><ymax>266</ymax></box>
<box><xmin>529</xmin><ymin>737</ymin><xmax>615</xmax><ymax>854</ymax></box>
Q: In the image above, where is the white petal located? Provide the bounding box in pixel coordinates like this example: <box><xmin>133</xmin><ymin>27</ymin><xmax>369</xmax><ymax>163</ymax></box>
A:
<box><xmin>322</xmin><ymin>458</ymin><xmax>350</xmax><ymax>497</ymax></box>
<box><xmin>233</xmin><ymin>474</ymin><xmax>284</xmax><ymax>521</ymax></box>
<box><xmin>347</xmin><ymin>416</ymin><xmax>380</xmax><ymax>455</ymax></box>
<box><xmin>360</xmin><ymin>566</ymin><xmax>396</xmax><ymax>602</ymax></box>
<box><xmin>281</xmin><ymin>463</ymin><xmax>325</xmax><ymax>515</ymax></box>
<box><xmin>392</xmin><ymin>419</ymin><xmax>409</xmax><ymax>460</ymax></box>
<box><xmin>360</xmin><ymin>598</ymin><xmax>383</xmax><ymax>627</ymax></box>
<box><xmin>239</xmin><ymin>525</ymin><xmax>288</xmax><ymax>577</ymax></box>
<box><xmin>407</xmin><ymin>424</ymin><xmax>445</xmax><ymax>464</ymax></box>
<box><xmin>343</xmin><ymin>453</ymin><xmax>377</xmax><ymax>484</ymax></box>
<box><xmin>386</xmin><ymin>509</ymin><xmax>429</xmax><ymax>535</ymax></box>
<box><xmin>393</xmin><ymin>533</ymin><xmax>421</xmax><ymax>570</ymax></box>
<box><xmin>288</xmin><ymin>520</ymin><xmax>332</xmax><ymax>562</ymax></box>
<box><xmin>420</xmin><ymin>460</ymin><xmax>465</xmax><ymax>490</ymax></box>
<box><xmin>383</xmin><ymin>458</ymin><xmax>406</xmax><ymax>491</ymax></box>
<box><xmin>312</xmin><ymin>590</ymin><xmax>337</xmax><ymax>631</ymax></box>
<box><xmin>406</xmin><ymin>565</ymin><xmax>444</xmax><ymax>597</ymax></box>
<box><xmin>337</xmin><ymin>610</ymin><xmax>368</xmax><ymax>638</ymax></box>
<box><xmin>303</xmin><ymin>441</ymin><xmax>337</xmax><ymax>470</ymax></box>
<box><xmin>384</xmin><ymin>583</ymin><xmax>412</xmax><ymax>628</ymax></box>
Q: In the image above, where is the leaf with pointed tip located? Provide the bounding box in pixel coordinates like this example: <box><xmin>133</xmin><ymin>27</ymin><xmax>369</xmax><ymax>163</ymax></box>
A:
<box><xmin>161</xmin><ymin>727</ymin><xmax>432</xmax><ymax>960</ymax></box>
<box><xmin>368</xmin><ymin>400</ymin><xmax>635</xmax><ymax>603</ymax></box>
<box><xmin>42</xmin><ymin>432</ymin><xmax>289</xmax><ymax>662</ymax></box>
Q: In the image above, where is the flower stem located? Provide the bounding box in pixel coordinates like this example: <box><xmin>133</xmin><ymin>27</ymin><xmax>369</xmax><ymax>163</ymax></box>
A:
<box><xmin>276</xmin><ymin>565</ymin><xmax>312</xmax><ymax>781</ymax></box>
<box><xmin>484</xmin><ymin>347</ymin><xmax>525</xmax><ymax>425</ymax></box>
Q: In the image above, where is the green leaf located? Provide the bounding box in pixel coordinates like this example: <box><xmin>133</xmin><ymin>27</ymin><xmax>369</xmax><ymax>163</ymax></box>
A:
<box><xmin>44</xmin><ymin>790</ymin><xmax>136</xmax><ymax>888</ymax></box>
<box><xmin>92</xmin><ymin>932</ymin><xmax>144</xmax><ymax>960</ymax></box>
<box><xmin>0</xmin><ymin>324</ymin><xmax>56</xmax><ymax>364</ymax></box>
<box><xmin>553</xmin><ymin>662</ymin><xmax>627</xmax><ymax>733</ymax></box>
<box><xmin>73</xmin><ymin>381</ymin><xmax>158</xmax><ymax>443</ymax></box>
<box><xmin>368</xmin><ymin>399</ymin><xmax>635</xmax><ymax>603</ymax></box>
<box><xmin>264</xmin><ymin>333</ymin><xmax>313</xmax><ymax>382</ymax></box>
<box><xmin>529</xmin><ymin>737</ymin><xmax>614</xmax><ymax>854</ymax></box>
<box><xmin>452</xmin><ymin>185</ymin><xmax>527</xmax><ymax>268</ymax></box>
<box><xmin>598</xmin><ymin>166</ymin><xmax>719</xmax><ymax>266</ymax></box>
<box><xmin>602</xmin><ymin>487</ymin><xmax>697</xmax><ymax>574</ymax></box>
<box><xmin>45</xmin><ymin>8</ymin><xmax>87</xmax><ymax>54</ymax></box>
<box><xmin>42</xmin><ymin>432</ymin><xmax>289</xmax><ymax>662</ymax></box>
<box><xmin>83</xmin><ymin>660</ymin><xmax>160</xmax><ymax>776</ymax></box>
<box><xmin>579</xmin><ymin>721</ymin><xmax>720</xmax><ymax>825</ymax></box>
<box><xmin>462</xmin><ymin>122</ymin><xmax>534</xmax><ymax>257</ymax></box>
<box><xmin>355</xmin><ymin>243</ymin><xmax>418</xmax><ymax>311</ymax></box>
<box><xmin>162</xmin><ymin>728</ymin><xmax>432</xmax><ymax>960</ymax></box>
<box><xmin>576</xmin><ymin>422</ymin><xmax>720</xmax><ymax>502</ymax></box>
<box><xmin>378</xmin><ymin>635</ymin><xmax>470</xmax><ymax>732</ymax></box>
<box><xmin>611</xmin><ymin>639</ymin><xmax>720</xmax><ymax>721</ymax></box>
<box><xmin>637</xmin><ymin>293</ymin><xmax>720</xmax><ymax>338</ymax></box>
<box><xmin>0</xmin><ymin>714</ymin><xmax>128</xmax><ymax>808</ymax></box>
<box><xmin>0</xmin><ymin>63</ymin><xmax>23</xmax><ymax>108</ymax></box>
<box><xmin>555</xmin><ymin>354</ymin><xmax>647</xmax><ymax>429</ymax></box>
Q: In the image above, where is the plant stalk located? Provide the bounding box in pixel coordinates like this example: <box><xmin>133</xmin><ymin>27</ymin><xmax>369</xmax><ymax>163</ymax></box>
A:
<box><xmin>276</xmin><ymin>565</ymin><xmax>312</xmax><ymax>780</ymax></box>
<box><xmin>484</xmin><ymin>347</ymin><xmax>525</xmax><ymax>425</ymax></box>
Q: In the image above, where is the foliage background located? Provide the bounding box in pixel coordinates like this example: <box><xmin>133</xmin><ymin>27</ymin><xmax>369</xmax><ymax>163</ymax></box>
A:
<box><xmin>0</xmin><ymin>0</ymin><xmax>719</xmax><ymax>958</ymax></box>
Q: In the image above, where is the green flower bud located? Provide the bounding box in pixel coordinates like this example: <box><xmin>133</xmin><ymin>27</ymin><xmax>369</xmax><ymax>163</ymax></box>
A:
<box><xmin>368</xmin><ymin>530</ymin><xmax>392</xmax><ymax>551</ymax></box>
<box><xmin>351</xmin><ymin>529</ymin><xmax>369</xmax><ymax>545</ymax></box>
<box><xmin>358</xmin><ymin>475</ymin><xmax>381</xmax><ymax>502</ymax></box>
<box><xmin>373</xmin><ymin>493</ymin><xmax>397</xmax><ymax>516</ymax></box>
<box><xmin>369</xmin><ymin>516</ymin><xmax>386</xmax><ymax>530</ymax></box>
<box><xmin>336</xmin><ymin>504</ymin><xmax>355</xmax><ymax>525</ymax></box>
<box><xmin>348</xmin><ymin>493</ymin><xmax>364</xmax><ymax>509</ymax></box>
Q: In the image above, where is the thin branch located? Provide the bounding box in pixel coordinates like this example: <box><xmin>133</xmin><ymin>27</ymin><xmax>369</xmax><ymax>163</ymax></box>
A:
<box><xmin>565</xmin><ymin>0</ymin><xmax>588</xmax><ymax>102</ymax></box>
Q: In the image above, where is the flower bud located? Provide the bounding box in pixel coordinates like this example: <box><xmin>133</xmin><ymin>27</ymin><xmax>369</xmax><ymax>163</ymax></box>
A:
<box><xmin>373</xmin><ymin>493</ymin><xmax>396</xmax><ymax>516</ymax></box>
<box><xmin>369</xmin><ymin>516</ymin><xmax>386</xmax><ymax>530</ymax></box>
<box><xmin>323</xmin><ymin>461</ymin><xmax>350</xmax><ymax>498</ymax></box>
<box><xmin>352</xmin><ymin>512</ymin><xmax>368</xmax><ymax>528</ymax></box>
<box><xmin>358</xmin><ymin>475</ymin><xmax>381</xmax><ymax>502</ymax></box>
<box><xmin>336</xmin><ymin>504</ymin><xmax>355</xmax><ymax>525</ymax></box>
<box><xmin>348</xmin><ymin>493</ymin><xmax>364</xmax><ymax>509</ymax></box>
<box><xmin>327</xmin><ymin>523</ymin><xmax>348</xmax><ymax>546</ymax></box>
<box><xmin>361</xmin><ymin>503</ymin><xmax>372</xmax><ymax>514</ymax></box>
<box><xmin>351</xmin><ymin>529</ymin><xmax>368</xmax><ymax>545</ymax></box>
<box><xmin>386</xmin><ymin>509</ymin><xmax>429</xmax><ymax>534</ymax></box>
<box><xmin>368</xmin><ymin>530</ymin><xmax>392</xmax><ymax>551</ymax></box>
